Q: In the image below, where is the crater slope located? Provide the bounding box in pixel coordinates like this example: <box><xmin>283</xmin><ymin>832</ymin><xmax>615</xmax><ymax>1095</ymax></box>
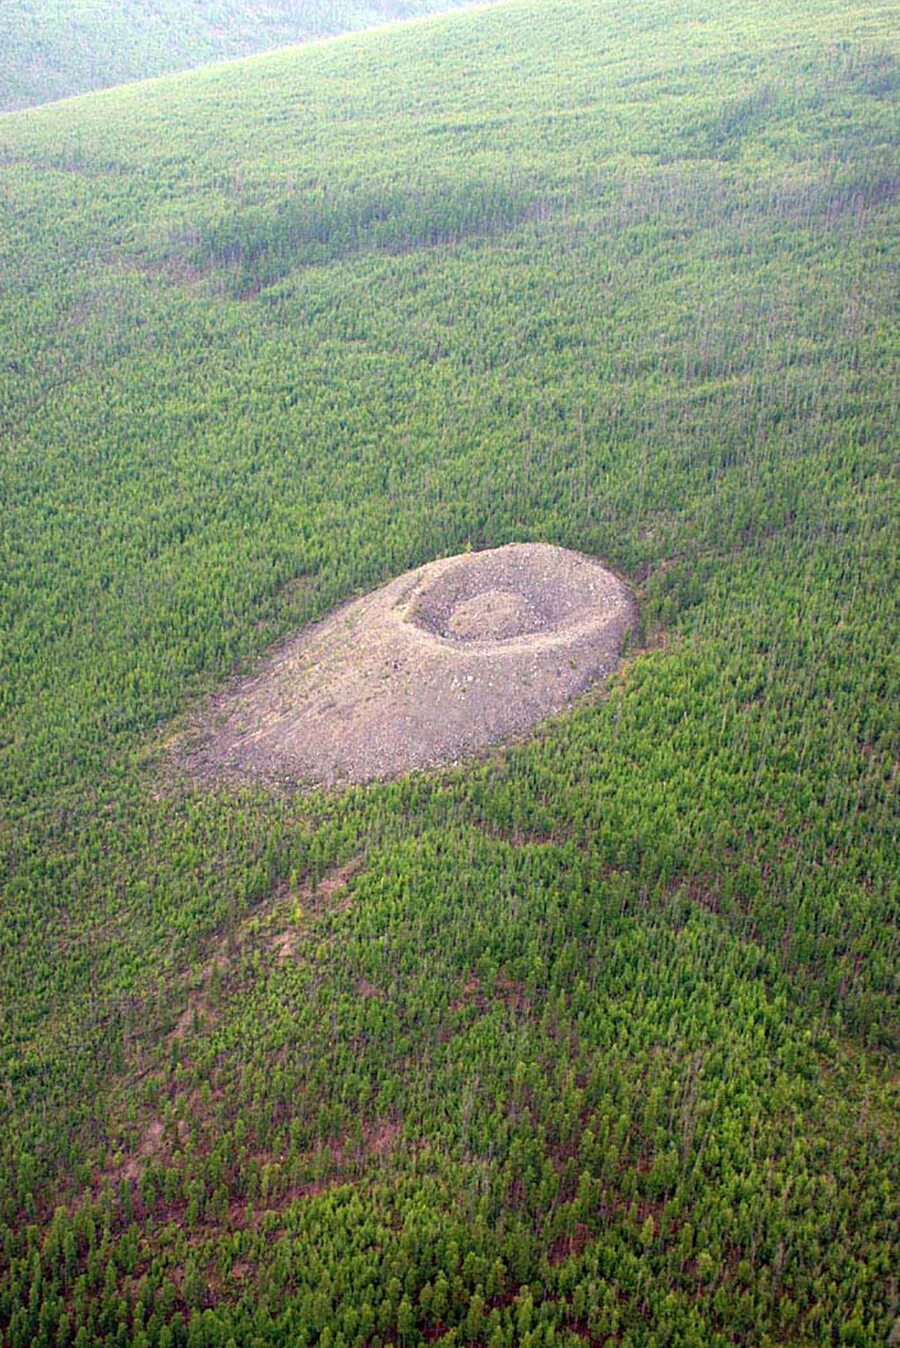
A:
<box><xmin>186</xmin><ymin>543</ymin><xmax>636</xmax><ymax>786</ymax></box>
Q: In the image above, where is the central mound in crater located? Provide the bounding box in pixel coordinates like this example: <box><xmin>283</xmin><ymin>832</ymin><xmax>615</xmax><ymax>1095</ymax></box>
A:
<box><xmin>185</xmin><ymin>543</ymin><xmax>636</xmax><ymax>787</ymax></box>
<box><xmin>445</xmin><ymin>588</ymin><xmax>539</xmax><ymax>641</ymax></box>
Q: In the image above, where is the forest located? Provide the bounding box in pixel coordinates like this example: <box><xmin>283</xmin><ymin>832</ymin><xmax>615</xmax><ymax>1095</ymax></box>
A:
<box><xmin>0</xmin><ymin>0</ymin><xmax>474</xmax><ymax>112</ymax></box>
<box><xmin>0</xmin><ymin>0</ymin><xmax>897</xmax><ymax>1342</ymax></box>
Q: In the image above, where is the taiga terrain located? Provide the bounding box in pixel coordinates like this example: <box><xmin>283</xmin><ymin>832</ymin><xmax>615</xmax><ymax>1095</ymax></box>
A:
<box><xmin>0</xmin><ymin>0</ymin><xmax>477</xmax><ymax>111</ymax></box>
<box><xmin>0</xmin><ymin>0</ymin><xmax>897</xmax><ymax>1343</ymax></box>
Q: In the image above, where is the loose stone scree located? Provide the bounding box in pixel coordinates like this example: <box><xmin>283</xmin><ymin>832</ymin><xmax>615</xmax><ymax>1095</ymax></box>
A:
<box><xmin>186</xmin><ymin>543</ymin><xmax>637</xmax><ymax>786</ymax></box>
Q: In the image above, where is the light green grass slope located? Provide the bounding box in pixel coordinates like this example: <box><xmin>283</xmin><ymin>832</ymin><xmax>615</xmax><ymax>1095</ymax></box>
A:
<box><xmin>1</xmin><ymin>0</ymin><xmax>898</xmax><ymax>1344</ymax></box>
<box><xmin>0</xmin><ymin>0</ymin><xmax>477</xmax><ymax>111</ymax></box>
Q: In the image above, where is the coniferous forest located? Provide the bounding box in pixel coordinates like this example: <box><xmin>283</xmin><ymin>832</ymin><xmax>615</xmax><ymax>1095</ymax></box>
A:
<box><xmin>1</xmin><ymin>0</ymin><xmax>898</xmax><ymax>1343</ymax></box>
<box><xmin>0</xmin><ymin>0</ymin><xmax>474</xmax><ymax>112</ymax></box>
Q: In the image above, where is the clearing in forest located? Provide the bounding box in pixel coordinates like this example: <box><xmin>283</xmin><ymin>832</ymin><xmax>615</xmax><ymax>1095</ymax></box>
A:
<box><xmin>184</xmin><ymin>543</ymin><xmax>636</xmax><ymax>786</ymax></box>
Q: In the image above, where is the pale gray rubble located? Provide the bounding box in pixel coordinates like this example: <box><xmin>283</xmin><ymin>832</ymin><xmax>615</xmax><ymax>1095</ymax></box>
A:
<box><xmin>183</xmin><ymin>542</ymin><xmax>636</xmax><ymax>787</ymax></box>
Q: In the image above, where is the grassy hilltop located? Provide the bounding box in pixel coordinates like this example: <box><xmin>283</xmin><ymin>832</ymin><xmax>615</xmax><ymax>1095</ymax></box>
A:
<box><xmin>0</xmin><ymin>0</ymin><xmax>477</xmax><ymax>111</ymax></box>
<box><xmin>1</xmin><ymin>0</ymin><xmax>898</xmax><ymax>1343</ymax></box>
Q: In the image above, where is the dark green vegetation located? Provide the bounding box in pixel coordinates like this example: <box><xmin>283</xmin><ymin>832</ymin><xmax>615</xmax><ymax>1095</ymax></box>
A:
<box><xmin>1</xmin><ymin>0</ymin><xmax>898</xmax><ymax>1342</ymax></box>
<box><xmin>0</xmin><ymin>0</ymin><xmax>476</xmax><ymax>112</ymax></box>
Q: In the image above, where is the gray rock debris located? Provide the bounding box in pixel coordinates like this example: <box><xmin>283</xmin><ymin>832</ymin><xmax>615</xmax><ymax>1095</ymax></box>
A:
<box><xmin>183</xmin><ymin>543</ymin><xmax>637</xmax><ymax>787</ymax></box>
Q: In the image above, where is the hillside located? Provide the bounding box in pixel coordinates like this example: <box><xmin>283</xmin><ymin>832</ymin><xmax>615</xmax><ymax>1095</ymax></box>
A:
<box><xmin>1</xmin><ymin>0</ymin><xmax>898</xmax><ymax>1344</ymax></box>
<box><xmin>0</xmin><ymin>0</ymin><xmax>476</xmax><ymax>111</ymax></box>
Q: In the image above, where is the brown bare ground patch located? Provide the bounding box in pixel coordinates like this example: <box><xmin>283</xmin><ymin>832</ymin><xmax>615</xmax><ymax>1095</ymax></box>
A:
<box><xmin>368</xmin><ymin>1118</ymin><xmax>403</xmax><ymax>1157</ymax></box>
<box><xmin>105</xmin><ymin>1114</ymin><xmax>190</xmax><ymax>1187</ymax></box>
<box><xmin>453</xmin><ymin>970</ymin><xmax>530</xmax><ymax>1015</ymax></box>
<box><xmin>166</xmin><ymin>954</ymin><xmax>227</xmax><ymax>1046</ymax></box>
<box><xmin>314</xmin><ymin>855</ymin><xmax>365</xmax><ymax>902</ymax></box>
<box><xmin>548</xmin><ymin>1221</ymin><xmax>594</xmax><ymax>1266</ymax></box>
<box><xmin>180</xmin><ymin>543</ymin><xmax>636</xmax><ymax>787</ymax></box>
<box><xmin>272</xmin><ymin>928</ymin><xmax>300</xmax><ymax>965</ymax></box>
<box><xmin>170</xmin><ymin>1003</ymin><xmax>202</xmax><ymax>1041</ymax></box>
<box><xmin>269</xmin><ymin>854</ymin><xmax>365</xmax><ymax>961</ymax></box>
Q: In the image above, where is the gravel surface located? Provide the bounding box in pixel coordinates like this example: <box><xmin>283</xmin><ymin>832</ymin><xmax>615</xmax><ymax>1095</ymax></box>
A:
<box><xmin>183</xmin><ymin>543</ymin><xmax>636</xmax><ymax>787</ymax></box>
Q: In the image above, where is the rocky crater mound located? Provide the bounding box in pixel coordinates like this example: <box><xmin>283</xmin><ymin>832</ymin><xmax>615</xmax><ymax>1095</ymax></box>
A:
<box><xmin>184</xmin><ymin>543</ymin><xmax>636</xmax><ymax>787</ymax></box>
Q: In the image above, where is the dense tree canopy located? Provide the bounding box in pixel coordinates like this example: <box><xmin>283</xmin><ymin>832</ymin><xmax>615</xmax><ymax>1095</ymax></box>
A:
<box><xmin>0</xmin><ymin>0</ymin><xmax>476</xmax><ymax>111</ymax></box>
<box><xmin>0</xmin><ymin>0</ymin><xmax>897</xmax><ymax>1342</ymax></box>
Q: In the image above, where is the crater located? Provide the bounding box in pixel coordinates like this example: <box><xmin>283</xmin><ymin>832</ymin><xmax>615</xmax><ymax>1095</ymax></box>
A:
<box><xmin>182</xmin><ymin>543</ymin><xmax>637</xmax><ymax>787</ymax></box>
